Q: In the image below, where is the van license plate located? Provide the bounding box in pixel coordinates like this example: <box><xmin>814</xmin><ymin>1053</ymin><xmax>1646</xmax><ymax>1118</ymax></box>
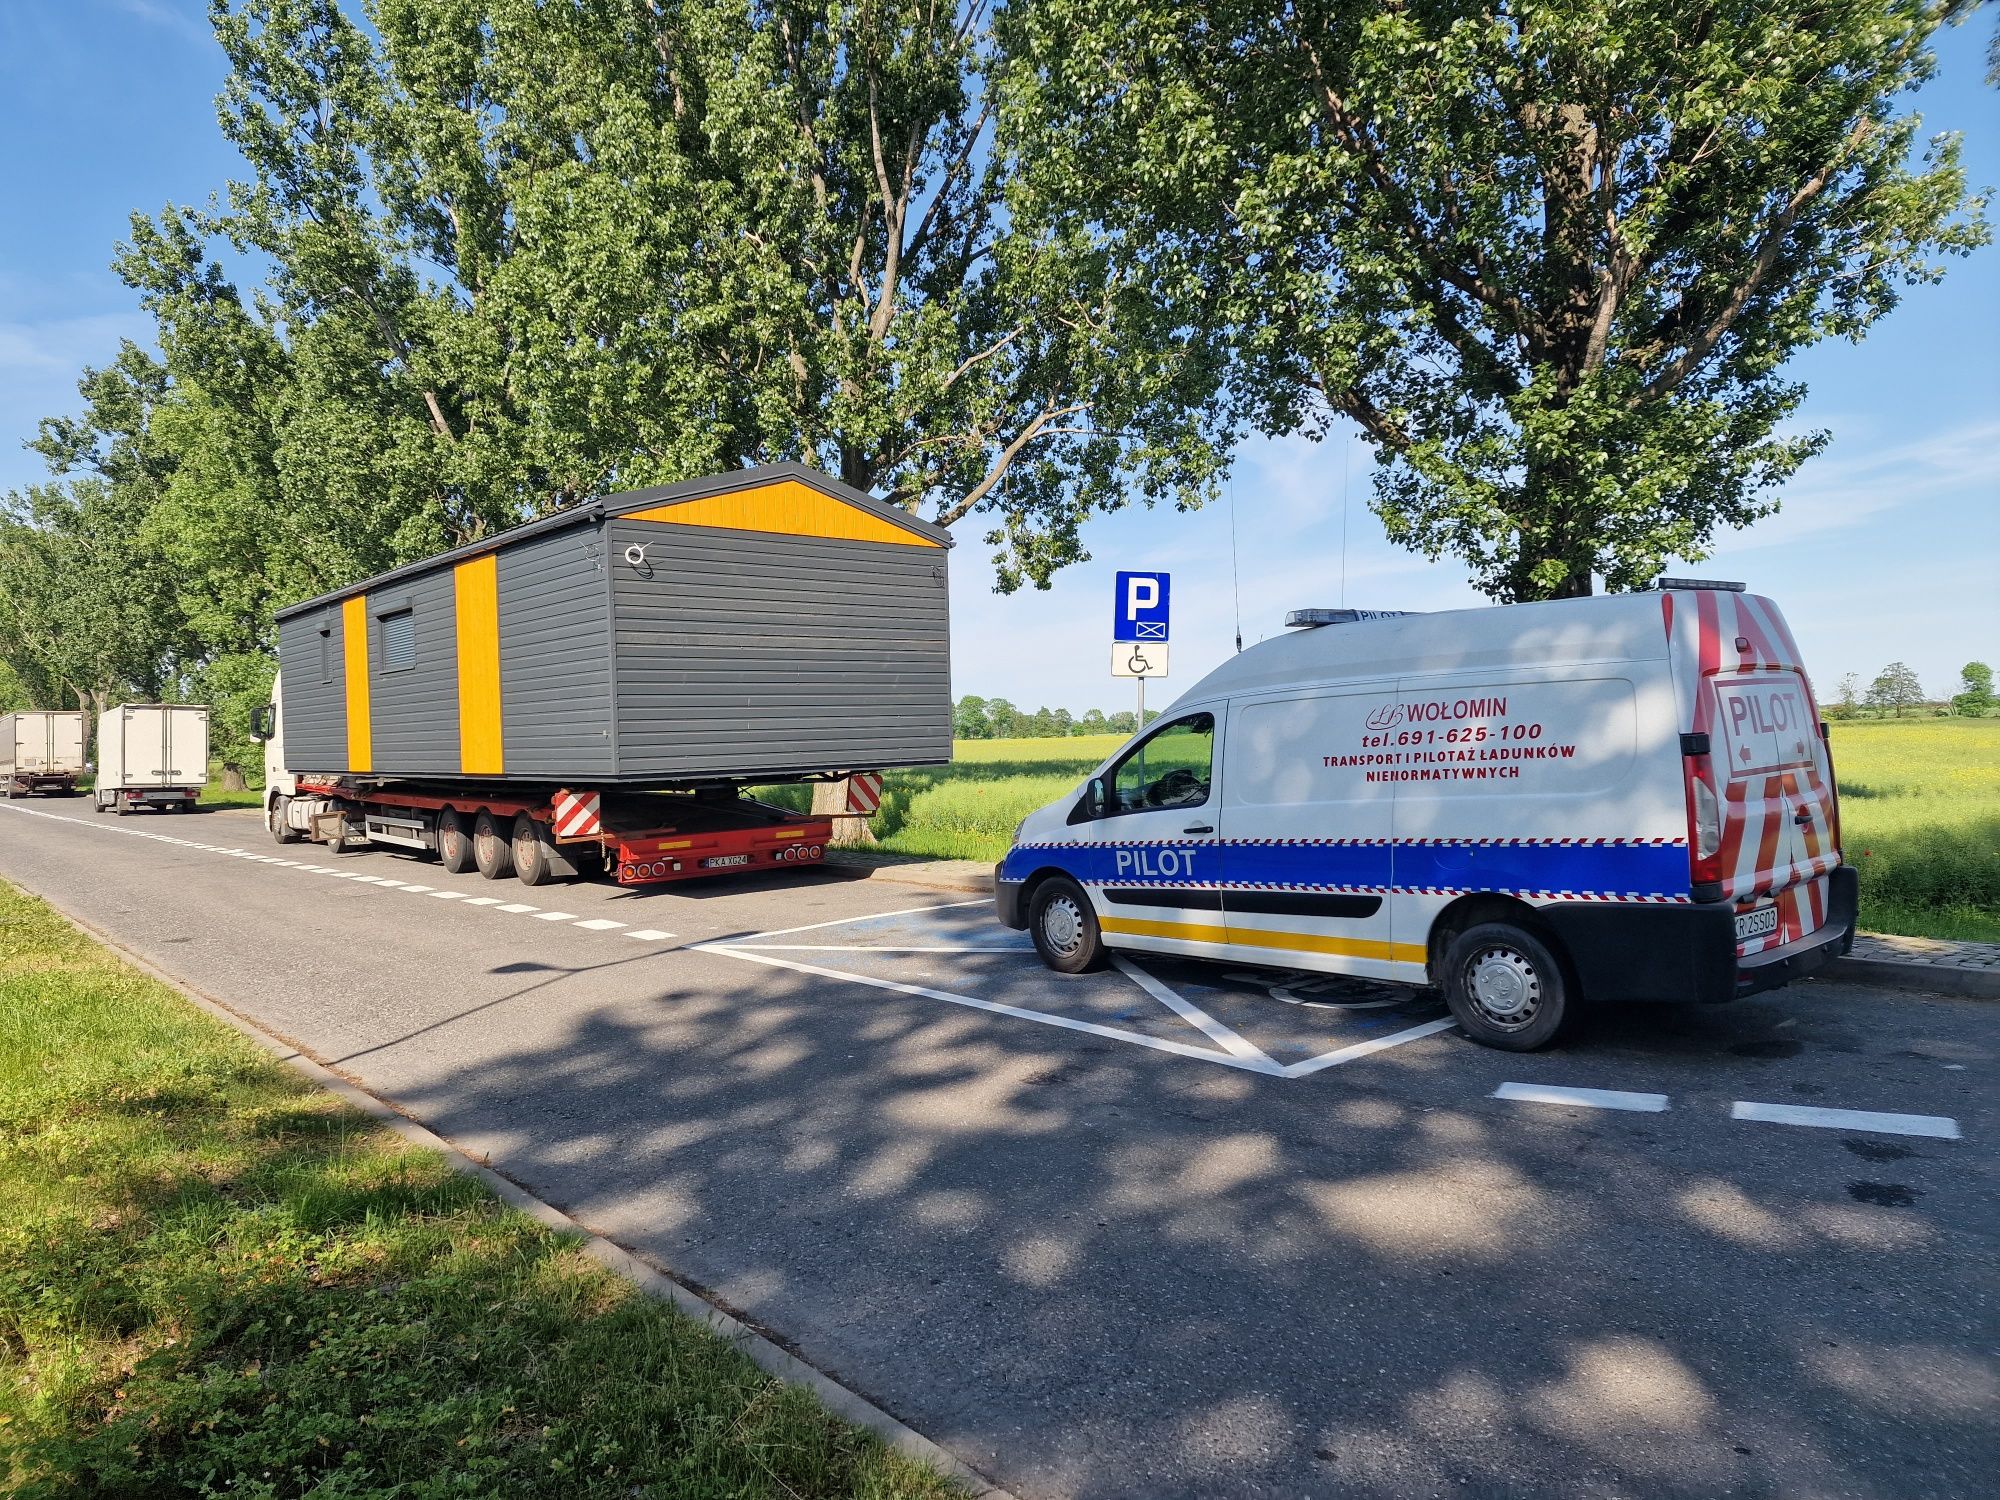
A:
<box><xmin>703</xmin><ymin>854</ymin><xmax>751</xmax><ymax>869</ymax></box>
<box><xmin>1735</xmin><ymin>905</ymin><xmax>1778</xmax><ymax>942</ymax></box>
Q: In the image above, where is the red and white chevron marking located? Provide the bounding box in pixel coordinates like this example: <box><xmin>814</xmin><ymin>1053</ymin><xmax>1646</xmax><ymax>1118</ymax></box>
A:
<box><xmin>847</xmin><ymin>772</ymin><xmax>884</xmax><ymax>815</ymax></box>
<box><xmin>551</xmin><ymin>789</ymin><xmax>602</xmax><ymax>839</ymax></box>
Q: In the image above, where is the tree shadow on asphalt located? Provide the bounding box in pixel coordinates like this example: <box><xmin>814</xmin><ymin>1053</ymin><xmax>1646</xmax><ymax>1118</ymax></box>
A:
<box><xmin>345</xmin><ymin>947</ymin><xmax>1992</xmax><ymax>1500</ymax></box>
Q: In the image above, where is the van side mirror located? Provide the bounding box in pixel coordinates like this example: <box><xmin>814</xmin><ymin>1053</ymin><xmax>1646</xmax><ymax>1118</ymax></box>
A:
<box><xmin>249</xmin><ymin>703</ymin><xmax>275</xmax><ymax>742</ymax></box>
<box><xmin>1072</xmin><ymin>776</ymin><xmax>1107</xmax><ymax>824</ymax></box>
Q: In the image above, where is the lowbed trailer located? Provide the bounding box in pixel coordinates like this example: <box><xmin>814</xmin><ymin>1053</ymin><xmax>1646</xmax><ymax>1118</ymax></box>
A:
<box><xmin>273</xmin><ymin>777</ymin><xmax>832</xmax><ymax>887</ymax></box>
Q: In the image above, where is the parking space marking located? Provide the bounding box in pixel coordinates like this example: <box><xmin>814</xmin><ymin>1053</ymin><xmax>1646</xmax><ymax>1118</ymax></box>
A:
<box><xmin>714</xmin><ymin>899</ymin><xmax>989</xmax><ymax>944</ymax></box>
<box><xmin>741</xmin><ymin>944</ymin><xmax>1035</xmax><ymax>954</ymax></box>
<box><xmin>1275</xmin><ymin>1018</ymin><xmax>1459</xmax><ymax>1077</ymax></box>
<box><xmin>1114</xmin><ymin>956</ymin><xmax>1278</xmax><ymax>1069</ymax></box>
<box><xmin>1731</xmin><ymin>1102</ymin><xmax>1961</xmax><ymax>1139</ymax></box>
<box><xmin>1493</xmin><ymin>1082</ymin><xmax>1671</xmax><ymax>1112</ymax></box>
<box><xmin>708</xmin><ymin>945</ymin><xmax>1289</xmax><ymax>1075</ymax></box>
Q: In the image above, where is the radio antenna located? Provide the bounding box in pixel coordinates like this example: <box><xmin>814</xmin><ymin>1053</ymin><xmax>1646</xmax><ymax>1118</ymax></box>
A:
<box><xmin>1229</xmin><ymin>461</ymin><xmax>1244</xmax><ymax>653</ymax></box>
<box><xmin>1339</xmin><ymin>430</ymin><xmax>1353</xmax><ymax>608</ymax></box>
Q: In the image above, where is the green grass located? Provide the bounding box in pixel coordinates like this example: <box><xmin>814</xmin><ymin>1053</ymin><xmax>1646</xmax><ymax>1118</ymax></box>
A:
<box><xmin>0</xmin><ymin>881</ymin><xmax>960</xmax><ymax>1500</ymax></box>
<box><xmin>1830</xmin><ymin>717</ymin><xmax>2000</xmax><ymax>942</ymax></box>
<box><xmin>773</xmin><ymin>721</ymin><xmax>1998</xmax><ymax>943</ymax></box>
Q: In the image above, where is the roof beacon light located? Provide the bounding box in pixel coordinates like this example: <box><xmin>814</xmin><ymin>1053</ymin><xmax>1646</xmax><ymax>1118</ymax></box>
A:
<box><xmin>1284</xmin><ymin>608</ymin><xmax>1417</xmax><ymax>628</ymax></box>
<box><xmin>1651</xmin><ymin>577</ymin><xmax>1746</xmax><ymax>592</ymax></box>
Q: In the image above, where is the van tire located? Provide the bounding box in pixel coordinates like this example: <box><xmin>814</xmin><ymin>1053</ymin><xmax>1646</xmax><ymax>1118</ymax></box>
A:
<box><xmin>1442</xmin><ymin>922</ymin><xmax>1572</xmax><ymax>1051</ymax></box>
<box><xmin>474</xmin><ymin>812</ymin><xmax>514</xmax><ymax>880</ymax></box>
<box><xmin>1028</xmin><ymin>876</ymin><xmax>1106</xmax><ymax>974</ymax></box>
<box><xmin>437</xmin><ymin>809</ymin><xmax>476</xmax><ymax>874</ymax></box>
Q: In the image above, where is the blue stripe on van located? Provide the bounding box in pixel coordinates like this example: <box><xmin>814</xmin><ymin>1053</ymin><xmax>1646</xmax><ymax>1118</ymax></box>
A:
<box><xmin>999</xmin><ymin>838</ymin><xmax>1691</xmax><ymax>902</ymax></box>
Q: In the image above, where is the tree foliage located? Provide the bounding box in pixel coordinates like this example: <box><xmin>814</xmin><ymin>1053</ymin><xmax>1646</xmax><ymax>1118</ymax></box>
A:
<box><xmin>1006</xmin><ymin>0</ymin><xmax>1990</xmax><ymax>598</ymax></box>
<box><xmin>1867</xmin><ymin>660</ymin><xmax>1929</xmax><ymax>715</ymax></box>
<box><xmin>1953</xmin><ymin>660</ymin><xmax>1994</xmax><ymax>716</ymax></box>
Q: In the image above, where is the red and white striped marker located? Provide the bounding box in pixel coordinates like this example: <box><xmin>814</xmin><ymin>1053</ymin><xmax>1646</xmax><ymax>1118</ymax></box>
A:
<box><xmin>846</xmin><ymin>772</ymin><xmax>884</xmax><ymax>815</ymax></box>
<box><xmin>551</xmin><ymin>789</ymin><xmax>603</xmax><ymax>838</ymax></box>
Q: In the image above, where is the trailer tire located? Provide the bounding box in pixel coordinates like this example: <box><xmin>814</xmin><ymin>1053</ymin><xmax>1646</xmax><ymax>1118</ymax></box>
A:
<box><xmin>1440</xmin><ymin>922</ymin><xmax>1573</xmax><ymax>1052</ymax></box>
<box><xmin>474</xmin><ymin>812</ymin><xmax>514</xmax><ymax>880</ymax></box>
<box><xmin>512</xmin><ymin>812</ymin><xmax>555</xmax><ymax>887</ymax></box>
<box><xmin>438</xmin><ymin>809</ymin><xmax>476</xmax><ymax>874</ymax></box>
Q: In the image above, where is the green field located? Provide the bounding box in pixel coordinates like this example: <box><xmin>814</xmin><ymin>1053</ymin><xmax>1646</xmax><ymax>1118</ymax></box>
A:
<box><xmin>0</xmin><ymin>881</ymin><xmax>958</xmax><ymax>1499</ymax></box>
<box><xmin>779</xmin><ymin>720</ymin><xmax>1997</xmax><ymax>943</ymax></box>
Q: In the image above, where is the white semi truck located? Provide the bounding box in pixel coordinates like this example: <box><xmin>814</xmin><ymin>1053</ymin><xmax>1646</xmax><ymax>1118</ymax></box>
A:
<box><xmin>1</xmin><ymin>710</ymin><xmax>86</xmax><ymax>796</ymax></box>
<box><xmin>93</xmin><ymin>704</ymin><xmax>210</xmax><ymax>814</ymax></box>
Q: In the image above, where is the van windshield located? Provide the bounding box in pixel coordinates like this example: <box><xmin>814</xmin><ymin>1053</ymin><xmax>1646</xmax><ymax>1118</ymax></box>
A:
<box><xmin>1109</xmin><ymin>712</ymin><xmax>1214</xmax><ymax>812</ymax></box>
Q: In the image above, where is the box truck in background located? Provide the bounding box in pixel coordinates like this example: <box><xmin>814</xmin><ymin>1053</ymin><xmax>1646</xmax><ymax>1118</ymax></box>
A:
<box><xmin>94</xmin><ymin>704</ymin><xmax>210</xmax><ymax>814</ymax></box>
<box><xmin>1</xmin><ymin>710</ymin><xmax>86</xmax><ymax>796</ymax></box>
<box><xmin>253</xmin><ymin>463</ymin><xmax>953</xmax><ymax>888</ymax></box>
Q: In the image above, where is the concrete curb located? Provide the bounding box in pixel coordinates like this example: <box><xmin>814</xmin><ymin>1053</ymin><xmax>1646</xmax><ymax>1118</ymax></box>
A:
<box><xmin>1825</xmin><ymin>955</ymin><xmax>2000</xmax><ymax>1000</ymax></box>
<box><xmin>15</xmin><ymin>884</ymin><xmax>1018</xmax><ymax>1500</ymax></box>
<box><xmin>826</xmin><ymin>853</ymin><xmax>994</xmax><ymax>899</ymax></box>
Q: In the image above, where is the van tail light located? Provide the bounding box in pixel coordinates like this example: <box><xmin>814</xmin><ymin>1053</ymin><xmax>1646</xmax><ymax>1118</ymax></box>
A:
<box><xmin>1691</xmin><ymin>778</ymin><xmax>1721</xmax><ymax>863</ymax></box>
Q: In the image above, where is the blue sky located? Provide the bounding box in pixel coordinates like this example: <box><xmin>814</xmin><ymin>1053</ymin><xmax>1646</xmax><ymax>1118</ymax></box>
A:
<box><xmin>2</xmin><ymin>1</ymin><xmax>1995</xmax><ymax>712</ymax></box>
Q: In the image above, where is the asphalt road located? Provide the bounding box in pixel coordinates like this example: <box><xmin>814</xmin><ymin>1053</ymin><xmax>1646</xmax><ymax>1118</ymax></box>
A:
<box><xmin>2</xmin><ymin>796</ymin><xmax>1994</xmax><ymax>1500</ymax></box>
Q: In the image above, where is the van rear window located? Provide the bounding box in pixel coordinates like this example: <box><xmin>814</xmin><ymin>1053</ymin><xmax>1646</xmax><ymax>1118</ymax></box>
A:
<box><xmin>1711</xmin><ymin>675</ymin><xmax>1816</xmax><ymax>777</ymax></box>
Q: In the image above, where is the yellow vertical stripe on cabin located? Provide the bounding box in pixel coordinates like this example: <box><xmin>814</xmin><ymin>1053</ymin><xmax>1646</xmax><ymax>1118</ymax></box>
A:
<box><xmin>341</xmin><ymin>596</ymin><xmax>372</xmax><ymax>772</ymax></box>
<box><xmin>625</xmin><ymin>479</ymin><xmax>940</xmax><ymax>547</ymax></box>
<box><xmin>454</xmin><ymin>555</ymin><xmax>504</xmax><ymax>774</ymax></box>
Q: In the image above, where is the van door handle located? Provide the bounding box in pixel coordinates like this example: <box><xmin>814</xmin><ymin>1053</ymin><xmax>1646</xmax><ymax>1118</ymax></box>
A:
<box><xmin>1793</xmin><ymin>807</ymin><xmax>1813</xmax><ymax>827</ymax></box>
<box><xmin>1183</xmin><ymin>823</ymin><xmax>1214</xmax><ymax>834</ymax></box>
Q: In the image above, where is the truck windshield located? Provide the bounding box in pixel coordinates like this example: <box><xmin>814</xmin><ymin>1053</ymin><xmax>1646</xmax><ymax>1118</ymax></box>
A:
<box><xmin>1110</xmin><ymin>712</ymin><xmax>1214</xmax><ymax>812</ymax></box>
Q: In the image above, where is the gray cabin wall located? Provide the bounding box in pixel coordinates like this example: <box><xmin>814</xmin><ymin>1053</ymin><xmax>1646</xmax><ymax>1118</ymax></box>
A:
<box><xmin>497</xmin><ymin>524</ymin><xmax>614</xmax><ymax>777</ymax></box>
<box><xmin>277</xmin><ymin>605</ymin><xmax>348</xmax><ymax>771</ymax></box>
<box><xmin>609</xmin><ymin>520</ymin><xmax>951</xmax><ymax>778</ymax></box>
<box><xmin>365</xmin><ymin>571</ymin><xmax>460</xmax><ymax>775</ymax></box>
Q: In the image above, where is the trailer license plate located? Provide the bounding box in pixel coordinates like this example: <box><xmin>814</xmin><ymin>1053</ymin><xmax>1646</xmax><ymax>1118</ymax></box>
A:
<box><xmin>703</xmin><ymin>854</ymin><xmax>751</xmax><ymax>869</ymax></box>
<box><xmin>1735</xmin><ymin>904</ymin><xmax>1778</xmax><ymax>942</ymax></box>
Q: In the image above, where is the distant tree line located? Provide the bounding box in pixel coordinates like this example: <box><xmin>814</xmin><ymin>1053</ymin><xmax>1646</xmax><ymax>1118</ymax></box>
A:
<box><xmin>1823</xmin><ymin>661</ymin><xmax>1995</xmax><ymax>719</ymax></box>
<box><xmin>954</xmin><ymin>695</ymin><xmax>1161</xmax><ymax>739</ymax></box>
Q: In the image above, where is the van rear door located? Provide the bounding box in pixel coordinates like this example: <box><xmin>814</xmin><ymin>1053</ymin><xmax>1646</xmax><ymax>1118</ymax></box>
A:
<box><xmin>1677</xmin><ymin>593</ymin><xmax>1841</xmax><ymax>954</ymax></box>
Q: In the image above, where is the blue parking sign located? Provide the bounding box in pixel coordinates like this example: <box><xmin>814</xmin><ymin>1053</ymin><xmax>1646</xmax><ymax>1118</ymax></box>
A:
<box><xmin>1113</xmin><ymin>571</ymin><xmax>1170</xmax><ymax>642</ymax></box>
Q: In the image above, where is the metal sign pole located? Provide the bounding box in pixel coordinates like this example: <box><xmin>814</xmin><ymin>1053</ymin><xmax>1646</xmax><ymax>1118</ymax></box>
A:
<box><xmin>1137</xmin><ymin>674</ymin><xmax>1145</xmax><ymax>731</ymax></box>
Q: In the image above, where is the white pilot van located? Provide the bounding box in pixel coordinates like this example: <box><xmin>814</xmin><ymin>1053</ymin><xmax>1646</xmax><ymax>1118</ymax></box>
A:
<box><xmin>995</xmin><ymin>584</ymin><xmax>1855</xmax><ymax>1050</ymax></box>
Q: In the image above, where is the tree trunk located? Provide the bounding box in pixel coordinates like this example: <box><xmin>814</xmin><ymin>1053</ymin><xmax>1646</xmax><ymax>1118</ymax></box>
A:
<box><xmin>221</xmin><ymin>763</ymin><xmax>248</xmax><ymax>792</ymax></box>
<box><xmin>811</xmin><ymin>777</ymin><xmax>876</xmax><ymax>847</ymax></box>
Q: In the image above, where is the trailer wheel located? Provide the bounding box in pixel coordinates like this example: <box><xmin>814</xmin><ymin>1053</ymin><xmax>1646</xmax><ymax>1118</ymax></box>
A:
<box><xmin>474</xmin><ymin>811</ymin><xmax>514</xmax><ymax>880</ymax></box>
<box><xmin>1441</xmin><ymin>922</ymin><xmax>1573</xmax><ymax>1052</ymax></box>
<box><xmin>511</xmin><ymin>812</ymin><xmax>556</xmax><ymax>887</ymax></box>
<box><xmin>437</xmin><ymin>808</ymin><xmax>476</xmax><ymax>874</ymax></box>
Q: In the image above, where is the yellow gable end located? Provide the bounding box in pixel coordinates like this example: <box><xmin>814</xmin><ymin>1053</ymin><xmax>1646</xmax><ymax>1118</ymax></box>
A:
<box><xmin>626</xmin><ymin>479</ymin><xmax>939</xmax><ymax>548</ymax></box>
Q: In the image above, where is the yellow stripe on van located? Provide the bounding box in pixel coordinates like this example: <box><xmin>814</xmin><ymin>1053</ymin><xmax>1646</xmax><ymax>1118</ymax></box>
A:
<box><xmin>626</xmin><ymin>479</ymin><xmax>940</xmax><ymax>548</ymax></box>
<box><xmin>453</xmin><ymin>555</ymin><xmax>503</xmax><ymax>775</ymax></box>
<box><xmin>1100</xmin><ymin>915</ymin><xmax>1427</xmax><ymax>967</ymax></box>
<box><xmin>342</xmin><ymin>596</ymin><xmax>372</xmax><ymax>773</ymax></box>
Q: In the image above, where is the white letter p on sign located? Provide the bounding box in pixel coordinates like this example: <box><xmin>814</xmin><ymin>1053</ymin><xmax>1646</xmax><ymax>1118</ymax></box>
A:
<box><xmin>1127</xmin><ymin>577</ymin><xmax>1159</xmax><ymax>617</ymax></box>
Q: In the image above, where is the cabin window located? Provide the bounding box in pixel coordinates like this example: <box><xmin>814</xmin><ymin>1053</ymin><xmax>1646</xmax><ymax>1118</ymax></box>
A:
<box><xmin>381</xmin><ymin>608</ymin><xmax>416</xmax><ymax>673</ymax></box>
<box><xmin>1107</xmin><ymin>712</ymin><xmax>1214</xmax><ymax>814</ymax></box>
<box><xmin>318</xmin><ymin>624</ymin><xmax>333</xmax><ymax>684</ymax></box>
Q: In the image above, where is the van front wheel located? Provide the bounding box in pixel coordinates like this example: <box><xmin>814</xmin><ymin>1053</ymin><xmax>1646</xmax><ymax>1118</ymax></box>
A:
<box><xmin>1442</xmin><ymin>922</ymin><xmax>1571</xmax><ymax>1051</ymax></box>
<box><xmin>1029</xmin><ymin>876</ymin><xmax>1106</xmax><ymax>974</ymax></box>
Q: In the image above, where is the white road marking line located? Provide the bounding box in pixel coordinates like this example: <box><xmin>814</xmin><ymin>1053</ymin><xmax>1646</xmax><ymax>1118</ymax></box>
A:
<box><xmin>1493</xmin><ymin>1082</ymin><xmax>1670</xmax><ymax>1113</ymax></box>
<box><xmin>714</xmin><ymin>898</ymin><xmax>989</xmax><ymax>945</ymax></box>
<box><xmin>374</xmin><ymin>879</ymin><xmax>408</xmax><ymax>888</ymax></box>
<box><xmin>532</xmin><ymin>910</ymin><xmax>579</xmax><ymax>922</ymax></box>
<box><xmin>572</xmin><ymin>918</ymin><xmax>626</xmax><ymax>931</ymax></box>
<box><xmin>398</xmin><ymin>884</ymin><xmax>434</xmax><ymax>894</ymax></box>
<box><xmin>625</xmin><ymin>929</ymin><xmax>674</xmax><ymax>941</ymax></box>
<box><xmin>1114</xmin><ymin>956</ymin><xmax>1279</xmax><ymax>1068</ymax></box>
<box><xmin>1277</xmin><ymin>1019</ymin><xmax>1459</xmax><ymax>1078</ymax></box>
<box><xmin>1730</xmin><ymin>1102</ymin><xmax>1961</xmax><ymax>1139</ymax></box>
<box><xmin>429</xmin><ymin>890</ymin><xmax>469</xmax><ymax>900</ymax></box>
<box><xmin>461</xmin><ymin>896</ymin><xmax>505</xmax><ymax>906</ymax></box>
<box><xmin>729</xmin><ymin>943</ymin><xmax>1034</xmax><ymax>954</ymax></box>
<box><xmin>705</xmin><ymin>945</ymin><xmax>1287</xmax><ymax>1075</ymax></box>
<box><xmin>496</xmin><ymin>903</ymin><xmax>538</xmax><ymax>914</ymax></box>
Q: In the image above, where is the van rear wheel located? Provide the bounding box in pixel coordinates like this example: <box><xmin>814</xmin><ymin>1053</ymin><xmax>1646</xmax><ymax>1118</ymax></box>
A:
<box><xmin>1442</xmin><ymin>922</ymin><xmax>1572</xmax><ymax>1051</ymax></box>
<box><xmin>1029</xmin><ymin>876</ymin><xmax>1106</xmax><ymax>974</ymax></box>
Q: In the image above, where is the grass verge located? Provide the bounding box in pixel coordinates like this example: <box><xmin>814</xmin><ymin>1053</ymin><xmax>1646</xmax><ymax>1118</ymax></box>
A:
<box><xmin>0</xmin><ymin>880</ymin><xmax>961</xmax><ymax>1499</ymax></box>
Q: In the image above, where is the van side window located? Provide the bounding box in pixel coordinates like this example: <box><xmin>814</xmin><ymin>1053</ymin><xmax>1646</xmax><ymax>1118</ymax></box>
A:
<box><xmin>1108</xmin><ymin>712</ymin><xmax>1214</xmax><ymax>814</ymax></box>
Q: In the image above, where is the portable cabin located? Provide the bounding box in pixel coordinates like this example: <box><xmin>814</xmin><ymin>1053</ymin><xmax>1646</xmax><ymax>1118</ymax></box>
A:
<box><xmin>272</xmin><ymin>464</ymin><xmax>953</xmax><ymax>786</ymax></box>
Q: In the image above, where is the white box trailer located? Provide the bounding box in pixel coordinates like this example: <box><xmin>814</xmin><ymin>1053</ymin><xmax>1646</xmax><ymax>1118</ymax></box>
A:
<box><xmin>93</xmin><ymin>704</ymin><xmax>210</xmax><ymax>814</ymax></box>
<box><xmin>1</xmin><ymin>710</ymin><xmax>86</xmax><ymax>795</ymax></box>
